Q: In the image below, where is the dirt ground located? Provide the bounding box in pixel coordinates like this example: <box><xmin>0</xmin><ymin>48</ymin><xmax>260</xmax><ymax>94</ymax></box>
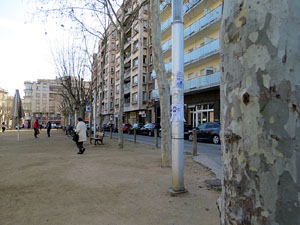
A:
<box><xmin>0</xmin><ymin>129</ymin><xmax>220</xmax><ymax>225</ymax></box>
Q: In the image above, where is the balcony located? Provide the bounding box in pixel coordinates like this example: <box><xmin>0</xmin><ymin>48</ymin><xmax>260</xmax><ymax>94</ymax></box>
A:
<box><xmin>161</xmin><ymin>5</ymin><xmax>222</xmax><ymax>52</ymax></box>
<box><xmin>184</xmin><ymin>72</ymin><xmax>220</xmax><ymax>92</ymax></box>
<box><xmin>161</xmin><ymin>0</ymin><xmax>204</xmax><ymax>32</ymax></box>
<box><xmin>160</xmin><ymin>0</ymin><xmax>171</xmax><ymax>11</ymax></box>
<box><xmin>164</xmin><ymin>39</ymin><xmax>219</xmax><ymax>72</ymax></box>
<box><xmin>184</xmin><ymin>5</ymin><xmax>222</xmax><ymax>38</ymax></box>
<box><xmin>124</xmin><ymin>83</ymin><xmax>131</xmax><ymax>92</ymax></box>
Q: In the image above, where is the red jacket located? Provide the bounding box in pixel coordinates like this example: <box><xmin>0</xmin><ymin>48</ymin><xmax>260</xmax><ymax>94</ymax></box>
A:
<box><xmin>33</xmin><ymin>121</ymin><xmax>39</xmax><ymax>129</ymax></box>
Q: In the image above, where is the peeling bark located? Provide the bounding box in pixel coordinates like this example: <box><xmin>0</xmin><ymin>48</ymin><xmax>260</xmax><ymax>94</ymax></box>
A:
<box><xmin>220</xmin><ymin>0</ymin><xmax>300</xmax><ymax>224</ymax></box>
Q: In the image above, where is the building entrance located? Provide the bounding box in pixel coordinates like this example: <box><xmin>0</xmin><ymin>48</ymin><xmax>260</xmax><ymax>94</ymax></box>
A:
<box><xmin>190</xmin><ymin>103</ymin><xmax>214</xmax><ymax>127</ymax></box>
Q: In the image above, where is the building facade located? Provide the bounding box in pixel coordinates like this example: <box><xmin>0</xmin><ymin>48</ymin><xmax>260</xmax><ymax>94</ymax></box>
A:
<box><xmin>94</xmin><ymin>0</ymin><xmax>222</xmax><ymax>127</ymax></box>
<box><xmin>156</xmin><ymin>0</ymin><xmax>222</xmax><ymax>127</ymax></box>
<box><xmin>93</xmin><ymin>0</ymin><xmax>155</xmax><ymax>126</ymax></box>
<box><xmin>23</xmin><ymin>79</ymin><xmax>63</xmax><ymax>128</ymax></box>
<box><xmin>0</xmin><ymin>88</ymin><xmax>13</xmax><ymax>128</ymax></box>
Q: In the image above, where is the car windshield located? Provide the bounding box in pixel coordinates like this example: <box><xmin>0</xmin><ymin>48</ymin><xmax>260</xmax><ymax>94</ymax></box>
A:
<box><xmin>133</xmin><ymin>124</ymin><xmax>139</xmax><ymax>128</ymax></box>
<box><xmin>198</xmin><ymin>123</ymin><xmax>207</xmax><ymax>129</ymax></box>
<box><xmin>145</xmin><ymin>123</ymin><xmax>153</xmax><ymax>128</ymax></box>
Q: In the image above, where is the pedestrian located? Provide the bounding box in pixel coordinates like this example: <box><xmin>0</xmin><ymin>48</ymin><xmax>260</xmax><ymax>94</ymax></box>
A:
<box><xmin>33</xmin><ymin>119</ymin><xmax>40</xmax><ymax>138</ymax></box>
<box><xmin>1</xmin><ymin>122</ymin><xmax>5</xmax><ymax>132</ymax></box>
<box><xmin>46</xmin><ymin>121</ymin><xmax>52</xmax><ymax>137</ymax></box>
<box><xmin>75</xmin><ymin>118</ymin><xmax>87</xmax><ymax>154</ymax></box>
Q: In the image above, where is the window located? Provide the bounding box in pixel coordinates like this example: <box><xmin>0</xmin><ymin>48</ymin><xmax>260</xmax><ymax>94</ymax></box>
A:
<box><xmin>116</xmin><ymin>57</ymin><xmax>120</xmax><ymax>64</ymax></box>
<box><xmin>143</xmin><ymin>20</ymin><xmax>148</xmax><ymax>30</ymax></box>
<box><xmin>115</xmin><ymin>98</ymin><xmax>119</xmax><ymax>105</ymax></box>
<box><xmin>132</xmin><ymin>92</ymin><xmax>138</xmax><ymax>102</ymax></box>
<box><xmin>116</xmin><ymin>85</ymin><xmax>120</xmax><ymax>94</ymax></box>
<box><xmin>116</xmin><ymin>71</ymin><xmax>120</xmax><ymax>79</ymax></box>
<box><xmin>133</xmin><ymin>75</ymin><xmax>138</xmax><ymax>85</ymax></box>
<box><xmin>150</xmin><ymin>54</ymin><xmax>153</xmax><ymax>64</ymax></box>
<box><xmin>25</xmin><ymin>85</ymin><xmax>32</xmax><ymax>90</ymax></box>
<box><xmin>143</xmin><ymin>55</ymin><xmax>147</xmax><ymax>64</ymax></box>
<box><xmin>36</xmin><ymin>86</ymin><xmax>40</xmax><ymax>90</ymax></box>
<box><xmin>36</xmin><ymin>93</ymin><xmax>40</xmax><ymax>97</ymax></box>
<box><xmin>36</xmin><ymin>100</ymin><xmax>40</xmax><ymax>104</ymax></box>
<box><xmin>110</xmin><ymin>102</ymin><xmax>114</xmax><ymax>109</ymax></box>
<box><xmin>111</xmin><ymin>78</ymin><xmax>114</xmax><ymax>84</ymax></box>
<box><xmin>42</xmin><ymin>93</ymin><xmax>47</xmax><ymax>98</ymax></box>
<box><xmin>143</xmin><ymin>38</ymin><xmax>147</xmax><ymax>47</ymax></box>
<box><xmin>133</xmin><ymin>58</ymin><xmax>139</xmax><ymax>68</ymax></box>
<box><xmin>133</xmin><ymin>41</ymin><xmax>138</xmax><ymax>52</ymax></box>
<box><xmin>111</xmin><ymin>67</ymin><xmax>115</xmax><ymax>72</ymax></box>
<box><xmin>134</xmin><ymin>24</ymin><xmax>139</xmax><ymax>33</ymax></box>
<box><xmin>43</xmin><ymin>87</ymin><xmax>48</xmax><ymax>91</ymax></box>
<box><xmin>142</xmin><ymin>92</ymin><xmax>147</xmax><ymax>101</ymax></box>
<box><xmin>143</xmin><ymin>74</ymin><xmax>147</xmax><ymax>83</ymax></box>
<box><xmin>25</xmin><ymin>92</ymin><xmax>32</xmax><ymax>97</ymax></box>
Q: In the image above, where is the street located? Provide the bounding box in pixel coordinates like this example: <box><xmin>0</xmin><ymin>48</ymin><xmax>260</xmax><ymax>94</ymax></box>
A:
<box><xmin>110</xmin><ymin>132</ymin><xmax>222</xmax><ymax>179</ymax></box>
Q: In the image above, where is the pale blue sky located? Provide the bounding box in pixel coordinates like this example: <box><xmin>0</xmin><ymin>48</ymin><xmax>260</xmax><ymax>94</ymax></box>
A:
<box><xmin>0</xmin><ymin>0</ymin><xmax>66</xmax><ymax>97</ymax></box>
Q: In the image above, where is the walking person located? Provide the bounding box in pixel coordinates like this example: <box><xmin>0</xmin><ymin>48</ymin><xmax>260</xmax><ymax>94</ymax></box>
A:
<box><xmin>75</xmin><ymin>118</ymin><xmax>87</xmax><ymax>154</ymax></box>
<box><xmin>46</xmin><ymin>121</ymin><xmax>52</xmax><ymax>137</ymax></box>
<box><xmin>33</xmin><ymin>119</ymin><xmax>40</xmax><ymax>138</ymax></box>
<box><xmin>1</xmin><ymin>122</ymin><xmax>5</xmax><ymax>132</ymax></box>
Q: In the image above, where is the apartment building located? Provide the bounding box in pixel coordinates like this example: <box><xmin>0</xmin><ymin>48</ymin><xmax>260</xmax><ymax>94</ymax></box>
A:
<box><xmin>153</xmin><ymin>0</ymin><xmax>222</xmax><ymax>127</ymax></box>
<box><xmin>23</xmin><ymin>79</ymin><xmax>63</xmax><ymax>127</ymax></box>
<box><xmin>94</xmin><ymin>0</ymin><xmax>221</xmax><ymax>127</ymax></box>
<box><xmin>0</xmin><ymin>88</ymin><xmax>13</xmax><ymax>127</ymax></box>
<box><xmin>94</xmin><ymin>0</ymin><xmax>154</xmax><ymax>126</ymax></box>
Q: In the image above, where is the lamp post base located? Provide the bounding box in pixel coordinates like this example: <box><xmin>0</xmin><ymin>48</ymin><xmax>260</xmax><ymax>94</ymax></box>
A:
<box><xmin>168</xmin><ymin>187</ymin><xmax>188</xmax><ymax>195</ymax></box>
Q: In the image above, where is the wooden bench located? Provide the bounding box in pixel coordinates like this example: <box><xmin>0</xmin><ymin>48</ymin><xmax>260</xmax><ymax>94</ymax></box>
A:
<box><xmin>90</xmin><ymin>132</ymin><xmax>105</xmax><ymax>145</ymax></box>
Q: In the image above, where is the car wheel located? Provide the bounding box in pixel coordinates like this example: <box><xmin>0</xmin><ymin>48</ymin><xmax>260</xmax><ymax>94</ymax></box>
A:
<box><xmin>212</xmin><ymin>135</ymin><xmax>220</xmax><ymax>144</ymax></box>
<box><xmin>188</xmin><ymin>133</ymin><xmax>193</xmax><ymax>142</ymax></box>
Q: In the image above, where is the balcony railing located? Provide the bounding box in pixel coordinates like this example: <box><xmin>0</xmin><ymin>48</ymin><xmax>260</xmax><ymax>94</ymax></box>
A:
<box><xmin>184</xmin><ymin>5</ymin><xmax>222</xmax><ymax>37</ymax></box>
<box><xmin>164</xmin><ymin>39</ymin><xmax>219</xmax><ymax>72</ymax></box>
<box><xmin>161</xmin><ymin>5</ymin><xmax>222</xmax><ymax>52</ymax></box>
<box><xmin>184</xmin><ymin>72</ymin><xmax>220</xmax><ymax>92</ymax></box>
<box><xmin>161</xmin><ymin>0</ymin><xmax>204</xmax><ymax>31</ymax></box>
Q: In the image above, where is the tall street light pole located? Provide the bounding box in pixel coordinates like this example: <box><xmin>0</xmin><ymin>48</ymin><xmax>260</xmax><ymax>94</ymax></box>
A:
<box><xmin>169</xmin><ymin>0</ymin><xmax>186</xmax><ymax>194</ymax></box>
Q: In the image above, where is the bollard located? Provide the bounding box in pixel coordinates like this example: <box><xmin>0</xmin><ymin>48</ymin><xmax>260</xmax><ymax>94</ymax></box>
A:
<box><xmin>134</xmin><ymin>128</ymin><xmax>136</xmax><ymax>143</ymax></box>
<box><xmin>154</xmin><ymin>128</ymin><xmax>158</xmax><ymax>148</ymax></box>
<box><xmin>110</xmin><ymin>127</ymin><xmax>112</xmax><ymax>139</ymax></box>
<box><xmin>193</xmin><ymin>129</ymin><xmax>197</xmax><ymax>156</ymax></box>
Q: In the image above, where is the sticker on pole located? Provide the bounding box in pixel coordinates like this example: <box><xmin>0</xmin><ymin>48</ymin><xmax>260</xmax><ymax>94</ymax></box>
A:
<box><xmin>86</xmin><ymin>104</ymin><xmax>91</xmax><ymax>113</ymax></box>
<box><xmin>170</xmin><ymin>104</ymin><xmax>185</xmax><ymax>122</ymax></box>
<box><xmin>176</xmin><ymin>71</ymin><xmax>184</xmax><ymax>88</ymax></box>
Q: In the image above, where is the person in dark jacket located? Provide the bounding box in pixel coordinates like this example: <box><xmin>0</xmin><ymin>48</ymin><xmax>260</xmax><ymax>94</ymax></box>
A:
<box><xmin>46</xmin><ymin>121</ymin><xmax>52</xmax><ymax>137</ymax></box>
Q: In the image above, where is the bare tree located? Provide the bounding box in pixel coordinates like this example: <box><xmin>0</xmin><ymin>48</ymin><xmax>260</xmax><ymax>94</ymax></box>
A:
<box><xmin>150</xmin><ymin>0</ymin><xmax>171</xmax><ymax>166</ymax></box>
<box><xmin>53</xmin><ymin>42</ymin><xmax>93</xmax><ymax>120</ymax></box>
<box><xmin>219</xmin><ymin>0</ymin><xmax>300</xmax><ymax>224</ymax></box>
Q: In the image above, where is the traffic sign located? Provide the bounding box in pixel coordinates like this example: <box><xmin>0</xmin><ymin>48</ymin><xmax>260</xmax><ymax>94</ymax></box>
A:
<box><xmin>86</xmin><ymin>104</ymin><xmax>91</xmax><ymax>112</ymax></box>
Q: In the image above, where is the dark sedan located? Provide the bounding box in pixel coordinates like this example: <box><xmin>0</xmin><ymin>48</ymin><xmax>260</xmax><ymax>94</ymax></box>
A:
<box><xmin>188</xmin><ymin>122</ymin><xmax>220</xmax><ymax>144</ymax></box>
<box><xmin>140</xmin><ymin>123</ymin><xmax>160</xmax><ymax>136</ymax></box>
<box><xmin>158</xmin><ymin>123</ymin><xmax>193</xmax><ymax>139</ymax></box>
<box><xmin>129</xmin><ymin>123</ymin><xmax>144</xmax><ymax>134</ymax></box>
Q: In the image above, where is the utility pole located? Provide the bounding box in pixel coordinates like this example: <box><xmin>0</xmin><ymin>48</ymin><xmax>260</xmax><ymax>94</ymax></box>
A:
<box><xmin>93</xmin><ymin>91</ymin><xmax>97</xmax><ymax>139</ymax></box>
<box><xmin>169</xmin><ymin>0</ymin><xmax>186</xmax><ymax>194</ymax></box>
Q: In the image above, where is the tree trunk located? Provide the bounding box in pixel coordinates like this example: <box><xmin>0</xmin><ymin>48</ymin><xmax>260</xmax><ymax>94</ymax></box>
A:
<box><xmin>150</xmin><ymin>0</ymin><xmax>171</xmax><ymax>167</ymax></box>
<box><xmin>219</xmin><ymin>1</ymin><xmax>300</xmax><ymax>224</ymax></box>
<box><xmin>118</xmin><ymin>29</ymin><xmax>125</xmax><ymax>149</ymax></box>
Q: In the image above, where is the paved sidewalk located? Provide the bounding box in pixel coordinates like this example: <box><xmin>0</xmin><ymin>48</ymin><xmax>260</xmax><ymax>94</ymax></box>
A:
<box><xmin>0</xmin><ymin>130</ymin><xmax>220</xmax><ymax>225</ymax></box>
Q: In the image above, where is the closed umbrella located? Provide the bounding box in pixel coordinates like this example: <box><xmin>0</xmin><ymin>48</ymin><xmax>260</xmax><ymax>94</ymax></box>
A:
<box><xmin>11</xmin><ymin>89</ymin><xmax>24</xmax><ymax>141</ymax></box>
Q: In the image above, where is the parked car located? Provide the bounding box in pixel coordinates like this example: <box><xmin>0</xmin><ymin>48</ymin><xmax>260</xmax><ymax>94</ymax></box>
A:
<box><xmin>187</xmin><ymin>122</ymin><xmax>220</xmax><ymax>144</ymax></box>
<box><xmin>140</xmin><ymin>123</ymin><xmax>161</xmax><ymax>136</ymax></box>
<box><xmin>103</xmin><ymin>123</ymin><xmax>114</xmax><ymax>132</ymax></box>
<box><xmin>129</xmin><ymin>123</ymin><xmax>144</xmax><ymax>134</ymax></box>
<box><xmin>123</xmin><ymin>124</ymin><xmax>132</xmax><ymax>133</ymax></box>
<box><xmin>158</xmin><ymin>123</ymin><xmax>193</xmax><ymax>139</ymax></box>
<box><xmin>56</xmin><ymin>124</ymin><xmax>63</xmax><ymax>129</ymax></box>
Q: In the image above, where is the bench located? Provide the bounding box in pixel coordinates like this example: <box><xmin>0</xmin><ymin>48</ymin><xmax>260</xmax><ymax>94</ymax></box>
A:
<box><xmin>90</xmin><ymin>132</ymin><xmax>105</xmax><ymax>145</ymax></box>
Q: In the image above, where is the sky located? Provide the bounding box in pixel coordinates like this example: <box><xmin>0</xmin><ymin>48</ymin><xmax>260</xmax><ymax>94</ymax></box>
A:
<box><xmin>0</xmin><ymin>0</ymin><xmax>69</xmax><ymax>97</ymax></box>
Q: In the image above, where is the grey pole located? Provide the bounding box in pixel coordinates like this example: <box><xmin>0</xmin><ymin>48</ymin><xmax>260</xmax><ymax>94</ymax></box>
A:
<box><xmin>134</xmin><ymin>128</ymin><xmax>137</xmax><ymax>143</ymax></box>
<box><xmin>154</xmin><ymin>129</ymin><xmax>158</xmax><ymax>148</ymax></box>
<box><xmin>169</xmin><ymin>0</ymin><xmax>186</xmax><ymax>194</ymax></box>
<box><xmin>93</xmin><ymin>91</ymin><xmax>97</xmax><ymax>139</ymax></box>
